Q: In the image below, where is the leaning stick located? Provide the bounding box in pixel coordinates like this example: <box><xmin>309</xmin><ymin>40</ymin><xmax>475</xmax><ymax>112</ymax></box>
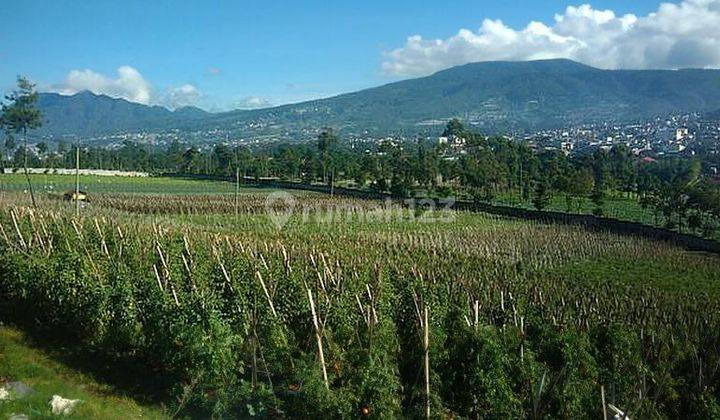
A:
<box><xmin>255</xmin><ymin>271</ymin><xmax>277</xmax><ymax>317</ymax></box>
<box><xmin>10</xmin><ymin>210</ymin><xmax>27</xmax><ymax>250</ymax></box>
<box><xmin>423</xmin><ymin>305</ymin><xmax>430</xmax><ymax>420</ymax></box>
<box><xmin>308</xmin><ymin>288</ymin><xmax>329</xmax><ymax>388</ymax></box>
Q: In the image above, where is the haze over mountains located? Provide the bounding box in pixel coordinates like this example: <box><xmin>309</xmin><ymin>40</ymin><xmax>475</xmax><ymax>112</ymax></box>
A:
<box><xmin>35</xmin><ymin>59</ymin><xmax>720</xmax><ymax>140</ymax></box>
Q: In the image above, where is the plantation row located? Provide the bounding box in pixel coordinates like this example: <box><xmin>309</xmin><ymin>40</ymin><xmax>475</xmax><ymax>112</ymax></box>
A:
<box><xmin>91</xmin><ymin>192</ymin><xmax>389</xmax><ymax>216</ymax></box>
<box><xmin>1</xmin><ymin>199</ymin><xmax>720</xmax><ymax>417</ymax></box>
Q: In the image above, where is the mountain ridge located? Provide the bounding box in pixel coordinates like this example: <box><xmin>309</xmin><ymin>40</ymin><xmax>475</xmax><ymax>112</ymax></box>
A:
<box><xmin>32</xmin><ymin>59</ymin><xmax>720</xmax><ymax>140</ymax></box>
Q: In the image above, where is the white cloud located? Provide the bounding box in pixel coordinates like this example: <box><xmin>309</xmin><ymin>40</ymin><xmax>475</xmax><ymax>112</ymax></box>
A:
<box><xmin>165</xmin><ymin>84</ymin><xmax>201</xmax><ymax>109</ymax></box>
<box><xmin>382</xmin><ymin>0</ymin><xmax>720</xmax><ymax>76</ymax></box>
<box><xmin>49</xmin><ymin>66</ymin><xmax>202</xmax><ymax>109</ymax></box>
<box><xmin>234</xmin><ymin>96</ymin><xmax>273</xmax><ymax>109</ymax></box>
<box><xmin>52</xmin><ymin>66</ymin><xmax>152</xmax><ymax>104</ymax></box>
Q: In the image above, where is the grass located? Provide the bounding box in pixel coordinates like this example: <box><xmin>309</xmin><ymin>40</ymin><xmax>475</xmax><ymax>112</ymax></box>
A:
<box><xmin>0</xmin><ymin>173</ymin><xmax>297</xmax><ymax>196</ymax></box>
<box><xmin>492</xmin><ymin>191</ymin><xmax>656</xmax><ymax>224</ymax></box>
<box><xmin>0</xmin><ymin>326</ymin><xmax>167</xmax><ymax>419</ymax></box>
<box><xmin>554</xmin><ymin>253</ymin><xmax>720</xmax><ymax>296</ymax></box>
<box><xmin>0</xmin><ymin>174</ymin><xmax>687</xmax><ymax>234</ymax></box>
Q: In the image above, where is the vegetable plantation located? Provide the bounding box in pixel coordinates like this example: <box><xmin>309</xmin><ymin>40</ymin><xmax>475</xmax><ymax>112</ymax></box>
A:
<box><xmin>1</xmin><ymin>181</ymin><xmax>720</xmax><ymax>418</ymax></box>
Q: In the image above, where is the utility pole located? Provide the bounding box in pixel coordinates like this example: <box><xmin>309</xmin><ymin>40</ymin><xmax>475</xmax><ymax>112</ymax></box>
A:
<box><xmin>234</xmin><ymin>136</ymin><xmax>240</xmax><ymax>217</ymax></box>
<box><xmin>235</xmin><ymin>166</ymin><xmax>240</xmax><ymax>217</ymax></box>
<box><xmin>519</xmin><ymin>155</ymin><xmax>523</xmax><ymax>206</ymax></box>
<box><xmin>75</xmin><ymin>142</ymin><xmax>80</xmax><ymax>217</ymax></box>
<box><xmin>22</xmin><ymin>128</ymin><xmax>37</xmax><ymax>208</ymax></box>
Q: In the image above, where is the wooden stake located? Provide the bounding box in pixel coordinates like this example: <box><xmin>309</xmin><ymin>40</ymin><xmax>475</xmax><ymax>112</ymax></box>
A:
<box><xmin>601</xmin><ymin>385</ymin><xmax>607</xmax><ymax>420</ymax></box>
<box><xmin>474</xmin><ymin>300</ymin><xmax>479</xmax><ymax>329</ymax></box>
<box><xmin>308</xmin><ymin>288</ymin><xmax>329</xmax><ymax>388</ymax></box>
<box><xmin>10</xmin><ymin>210</ymin><xmax>27</xmax><ymax>250</ymax></box>
<box><xmin>423</xmin><ymin>305</ymin><xmax>430</xmax><ymax>420</ymax></box>
<box><xmin>251</xmin><ymin>307</ymin><xmax>258</xmax><ymax>390</ymax></box>
<box><xmin>255</xmin><ymin>271</ymin><xmax>277</xmax><ymax>317</ymax></box>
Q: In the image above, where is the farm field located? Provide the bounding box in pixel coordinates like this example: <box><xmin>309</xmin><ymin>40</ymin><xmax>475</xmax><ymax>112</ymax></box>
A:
<box><xmin>1</xmin><ymin>175</ymin><xmax>719</xmax><ymax>418</ymax></box>
<box><xmin>491</xmin><ymin>191</ymin><xmax>658</xmax><ymax>226</ymax></box>
<box><xmin>0</xmin><ymin>173</ymin><xmax>300</xmax><ymax>196</ymax></box>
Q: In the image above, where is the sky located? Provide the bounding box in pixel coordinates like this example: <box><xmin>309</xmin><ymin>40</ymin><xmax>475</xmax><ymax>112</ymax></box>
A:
<box><xmin>2</xmin><ymin>0</ymin><xmax>717</xmax><ymax>111</ymax></box>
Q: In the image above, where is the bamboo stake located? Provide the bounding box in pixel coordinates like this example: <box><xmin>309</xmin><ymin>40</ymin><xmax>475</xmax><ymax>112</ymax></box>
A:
<box><xmin>423</xmin><ymin>305</ymin><xmax>430</xmax><ymax>420</ymax></box>
<box><xmin>255</xmin><ymin>271</ymin><xmax>277</xmax><ymax>317</ymax></box>
<box><xmin>474</xmin><ymin>300</ymin><xmax>479</xmax><ymax>330</ymax></box>
<box><xmin>307</xmin><ymin>288</ymin><xmax>329</xmax><ymax>389</ymax></box>
<box><xmin>10</xmin><ymin>210</ymin><xmax>26</xmax><ymax>250</ymax></box>
<box><xmin>520</xmin><ymin>316</ymin><xmax>525</xmax><ymax>362</ymax></box>
<box><xmin>153</xmin><ymin>264</ymin><xmax>164</xmax><ymax>291</ymax></box>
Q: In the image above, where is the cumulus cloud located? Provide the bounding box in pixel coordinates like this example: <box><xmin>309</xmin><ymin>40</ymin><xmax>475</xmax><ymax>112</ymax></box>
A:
<box><xmin>52</xmin><ymin>66</ymin><xmax>152</xmax><ymax>104</ymax></box>
<box><xmin>164</xmin><ymin>84</ymin><xmax>201</xmax><ymax>109</ymax></box>
<box><xmin>382</xmin><ymin>0</ymin><xmax>720</xmax><ymax>76</ymax></box>
<box><xmin>234</xmin><ymin>96</ymin><xmax>273</xmax><ymax>109</ymax></box>
<box><xmin>49</xmin><ymin>66</ymin><xmax>202</xmax><ymax>109</ymax></box>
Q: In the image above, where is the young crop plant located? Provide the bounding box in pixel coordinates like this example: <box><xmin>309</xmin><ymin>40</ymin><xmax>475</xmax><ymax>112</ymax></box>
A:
<box><xmin>0</xmin><ymin>193</ymin><xmax>719</xmax><ymax>417</ymax></box>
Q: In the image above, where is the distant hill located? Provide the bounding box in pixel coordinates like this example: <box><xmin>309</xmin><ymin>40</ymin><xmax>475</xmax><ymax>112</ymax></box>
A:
<box><xmin>34</xmin><ymin>59</ymin><xmax>720</xmax><ymax>140</ymax></box>
<box><xmin>35</xmin><ymin>91</ymin><xmax>210</xmax><ymax>137</ymax></box>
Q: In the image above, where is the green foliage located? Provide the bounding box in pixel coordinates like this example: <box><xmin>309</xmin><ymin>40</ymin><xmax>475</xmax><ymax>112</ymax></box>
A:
<box><xmin>532</xmin><ymin>177</ymin><xmax>551</xmax><ymax>211</ymax></box>
<box><xmin>0</xmin><ymin>195</ymin><xmax>719</xmax><ymax>417</ymax></box>
<box><xmin>441</xmin><ymin>323</ymin><xmax>523</xmax><ymax>418</ymax></box>
<box><xmin>1</xmin><ymin>76</ymin><xmax>42</xmax><ymax>135</ymax></box>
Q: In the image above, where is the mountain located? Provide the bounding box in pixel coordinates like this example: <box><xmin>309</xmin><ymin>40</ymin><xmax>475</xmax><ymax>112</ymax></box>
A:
<box><xmin>35</xmin><ymin>91</ymin><xmax>210</xmax><ymax>137</ymax></box>
<box><xmin>210</xmin><ymin>59</ymin><xmax>720</xmax><ymax>135</ymax></box>
<box><xmin>34</xmin><ymin>59</ymin><xmax>720</xmax><ymax>140</ymax></box>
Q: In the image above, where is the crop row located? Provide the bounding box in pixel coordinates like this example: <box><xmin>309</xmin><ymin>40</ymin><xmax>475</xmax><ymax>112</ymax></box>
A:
<box><xmin>0</xmin><ymin>203</ymin><xmax>719</xmax><ymax>417</ymax></box>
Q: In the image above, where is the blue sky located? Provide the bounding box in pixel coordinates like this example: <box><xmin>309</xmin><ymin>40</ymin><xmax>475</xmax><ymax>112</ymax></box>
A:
<box><xmin>0</xmin><ymin>1</ymin><xmax>702</xmax><ymax>111</ymax></box>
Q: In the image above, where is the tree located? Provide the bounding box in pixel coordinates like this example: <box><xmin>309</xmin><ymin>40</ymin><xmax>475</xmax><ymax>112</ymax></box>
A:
<box><xmin>317</xmin><ymin>128</ymin><xmax>338</xmax><ymax>184</ymax></box>
<box><xmin>1</xmin><ymin>76</ymin><xmax>42</xmax><ymax>207</ymax></box>
<box><xmin>181</xmin><ymin>148</ymin><xmax>200</xmax><ymax>174</ymax></box>
<box><xmin>609</xmin><ymin>145</ymin><xmax>636</xmax><ymax>195</ymax></box>
<box><xmin>0</xmin><ymin>134</ymin><xmax>6</xmax><ymax>170</ymax></box>
<box><xmin>36</xmin><ymin>141</ymin><xmax>47</xmax><ymax>156</ymax></box>
<box><xmin>276</xmin><ymin>146</ymin><xmax>301</xmax><ymax>181</ymax></box>
<box><xmin>589</xmin><ymin>150</ymin><xmax>609</xmax><ymax>216</ymax></box>
<box><xmin>233</xmin><ymin>146</ymin><xmax>254</xmax><ymax>180</ymax></box>
<box><xmin>566</xmin><ymin>167</ymin><xmax>594</xmax><ymax>212</ymax></box>
<box><xmin>413</xmin><ymin>139</ymin><xmax>437</xmax><ymax>188</ymax></box>
<box><xmin>212</xmin><ymin>144</ymin><xmax>233</xmax><ymax>176</ymax></box>
<box><xmin>442</xmin><ymin>119</ymin><xmax>465</xmax><ymax>138</ymax></box>
<box><xmin>591</xmin><ymin>181</ymin><xmax>605</xmax><ymax>216</ymax></box>
<box><xmin>166</xmin><ymin>140</ymin><xmax>185</xmax><ymax>172</ymax></box>
<box><xmin>57</xmin><ymin>139</ymin><xmax>68</xmax><ymax>154</ymax></box>
<box><xmin>532</xmin><ymin>177</ymin><xmax>551</xmax><ymax>210</ymax></box>
<box><xmin>4</xmin><ymin>136</ymin><xmax>15</xmax><ymax>155</ymax></box>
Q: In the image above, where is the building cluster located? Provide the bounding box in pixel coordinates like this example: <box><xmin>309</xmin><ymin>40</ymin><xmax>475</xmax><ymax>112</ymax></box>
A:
<box><xmin>515</xmin><ymin>113</ymin><xmax>720</xmax><ymax>158</ymax></box>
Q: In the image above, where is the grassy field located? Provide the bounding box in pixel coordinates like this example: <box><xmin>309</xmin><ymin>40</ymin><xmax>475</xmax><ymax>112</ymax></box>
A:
<box><xmin>1</xmin><ymin>176</ymin><xmax>719</xmax><ymax>417</ymax></box>
<box><xmin>0</xmin><ymin>326</ymin><xmax>167</xmax><ymax>419</ymax></box>
<box><xmin>492</xmin><ymin>191</ymin><xmax>657</xmax><ymax>225</ymax></box>
<box><xmin>0</xmin><ymin>173</ymin><xmax>296</xmax><ymax>196</ymax></box>
<box><xmin>0</xmin><ymin>173</ymin><xmax>685</xmax><ymax>230</ymax></box>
